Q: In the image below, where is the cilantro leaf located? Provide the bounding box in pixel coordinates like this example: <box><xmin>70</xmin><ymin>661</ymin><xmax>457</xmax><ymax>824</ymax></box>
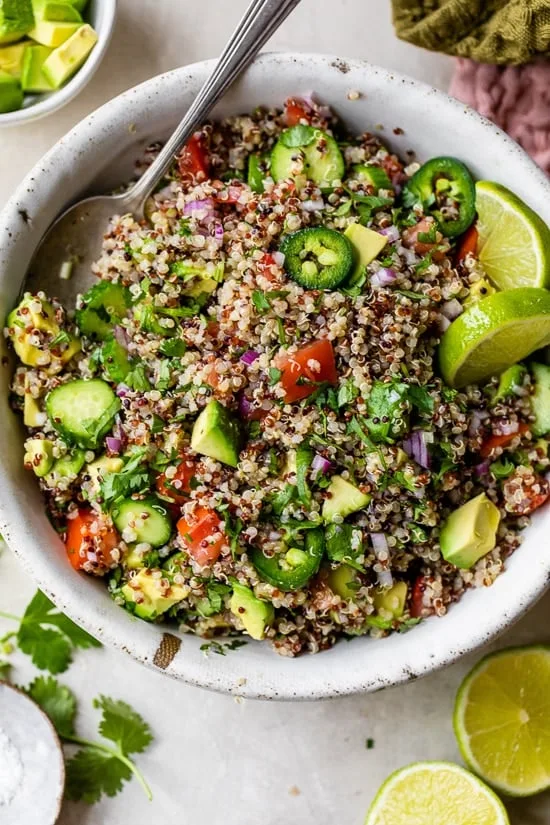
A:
<box><xmin>65</xmin><ymin>749</ymin><xmax>132</xmax><ymax>804</ymax></box>
<box><xmin>280</xmin><ymin>124</ymin><xmax>316</xmax><ymax>148</ymax></box>
<box><xmin>100</xmin><ymin>447</ymin><xmax>151</xmax><ymax>509</ymax></box>
<box><xmin>365</xmin><ymin>381</ymin><xmax>410</xmax><ymax>442</ymax></box>
<box><xmin>125</xmin><ymin>363</ymin><xmax>151</xmax><ymax>391</ymax></box>
<box><xmin>407</xmin><ymin>385</ymin><xmax>435</xmax><ymax>416</ymax></box>
<box><xmin>417</xmin><ymin>225</ymin><xmax>438</xmax><ymax>244</ymax></box>
<box><xmin>268</xmin><ymin>366</ymin><xmax>282</xmax><ymax>385</ymax></box>
<box><xmin>94</xmin><ymin>696</ymin><xmax>153</xmax><ymax>756</ymax></box>
<box><xmin>337</xmin><ymin>378</ymin><xmax>359</xmax><ymax>408</ymax></box>
<box><xmin>17</xmin><ymin>591</ymin><xmax>100</xmax><ymax>674</ymax></box>
<box><xmin>252</xmin><ymin>290</ymin><xmax>272</xmax><ymax>314</ymax></box>
<box><xmin>27</xmin><ymin>675</ymin><xmax>76</xmax><ymax>738</ymax></box>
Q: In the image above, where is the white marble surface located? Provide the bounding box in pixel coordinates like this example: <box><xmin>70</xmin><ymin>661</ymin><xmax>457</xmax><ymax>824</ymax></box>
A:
<box><xmin>0</xmin><ymin>1</ymin><xmax>549</xmax><ymax>823</ymax></box>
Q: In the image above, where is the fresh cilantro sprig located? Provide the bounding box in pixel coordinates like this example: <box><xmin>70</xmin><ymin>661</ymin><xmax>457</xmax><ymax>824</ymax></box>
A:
<box><xmin>0</xmin><ymin>591</ymin><xmax>100</xmax><ymax>674</ymax></box>
<box><xmin>27</xmin><ymin>676</ymin><xmax>154</xmax><ymax>803</ymax></box>
<box><xmin>100</xmin><ymin>447</ymin><xmax>151</xmax><ymax>509</ymax></box>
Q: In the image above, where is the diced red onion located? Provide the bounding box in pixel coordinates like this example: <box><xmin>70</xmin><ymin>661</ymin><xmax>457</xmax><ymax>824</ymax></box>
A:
<box><xmin>105</xmin><ymin>436</ymin><xmax>122</xmax><ymax>454</ymax></box>
<box><xmin>474</xmin><ymin>460</ymin><xmax>490</xmax><ymax>477</ymax></box>
<box><xmin>238</xmin><ymin>393</ymin><xmax>253</xmax><ymax>418</ymax></box>
<box><xmin>468</xmin><ymin>411</ymin><xmax>486</xmax><ymax>437</ymax></box>
<box><xmin>405</xmin><ymin>430</ymin><xmax>431</xmax><ymax>469</ymax></box>
<box><xmin>302</xmin><ymin>198</ymin><xmax>325</xmax><ymax>212</ymax></box>
<box><xmin>240</xmin><ymin>350</ymin><xmax>260</xmax><ymax>366</ymax></box>
<box><xmin>113</xmin><ymin>325</ymin><xmax>129</xmax><ymax>350</ymax></box>
<box><xmin>213</xmin><ymin>221</ymin><xmax>224</xmax><ymax>244</ymax></box>
<box><xmin>183</xmin><ymin>198</ymin><xmax>215</xmax><ymax>217</ymax></box>
<box><xmin>499</xmin><ymin>421</ymin><xmax>520</xmax><ymax>436</ymax></box>
<box><xmin>371</xmin><ymin>268</ymin><xmax>397</xmax><ymax>288</ymax></box>
<box><xmin>370</xmin><ymin>533</ymin><xmax>389</xmax><ymax>557</ymax></box>
<box><xmin>116</xmin><ymin>384</ymin><xmax>130</xmax><ymax>397</ymax></box>
<box><xmin>272</xmin><ymin>251</ymin><xmax>285</xmax><ymax>267</ymax></box>
<box><xmin>441</xmin><ymin>299</ymin><xmax>463</xmax><ymax>320</ymax></box>
<box><xmin>311</xmin><ymin>454</ymin><xmax>332</xmax><ymax>475</ymax></box>
<box><xmin>378</xmin><ymin>225</ymin><xmax>400</xmax><ymax>243</ymax></box>
<box><xmin>377</xmin><ymin>568</ymin><xmax>394</xmax><ymax>588</ymax></box>
<box><xmin>300</xmin><ymin>93</ymin><xmax>331</xmax><ymax>120</ymax></box>
<box><xmin>438</xmin><ymin>315</ymin><xmax>452</xmax><ymax>332</ymax></box>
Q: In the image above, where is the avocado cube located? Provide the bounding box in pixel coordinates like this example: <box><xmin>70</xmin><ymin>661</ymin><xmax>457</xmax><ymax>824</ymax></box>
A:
<box><xmin>23</xmin><ymin>392</ymin><xmax>43</xmax><ymax>427</ymax></box>
<box><xmin>531</xmin><ymin>363</ymin><xmax>550</xmax><ymax>437</ymax></box>
<box><xmin>440</xmin><ymin>493</ymin><xmax>500</xmax><ymax>569</ymax></box>
<box><xmin>229</xmin><ymin>583</ymin><xmax>274</xmax><ymax>640</ymax></box>
<box><xmin>28</xmin><ymin>19</ymin><xmax>80</xmax><ymax>46</ymax></box>
<box><xmin>191</xmin><ymin>399</ymin><xmax>241</xmax><ymax>468</ymax></box>
<box><xmin>44</xmin><ymin>450</ymin><xmax>86</xmax><ymax>486</ymax></box>
<box><xmin>33</xmin><ymin>0</ymin><xmax>82</xmax><ymax>22</ymax></box>
<box><xmin>42</xmin><ymin>22</ymin><xmax>96</xmax><ymax>87</ymax></box>
<box><xmin>121</xmin><ymin>568</ymin><xmax>186</xmax><ymax>621</ymax></box>
<box><xmin>344</xmin><ymin>223</ymin><xmax>388</xmax><ymax>282</ymax></box>
<box><xmin>373</xmin><ymin>581</ymin><xmax>408</xmax><ymax>618</ymax></box>
<box><xmin>0</xmin><ymin>41</ymin><xmax>27</xmax><ymax>76</ymax></box>
<box><xmin>0</xmin><ymin>0</ymin><xmax>34</xmax><ymax>43</ymax></box>
<box><xmin>327</xmin><ymin>563</ymin><xmax>358</xmax><ymax>600</ymax></box>
<box><xmin>21</xmin><ymin>43</ymin><xmax>53</xmax><ymax>91</ymax></box>
<box><xmin>0</xmin><ymin>68</ymin><xmax>21</xmax><ymax>111</ymax></box>
<box><xmin>84</xmin><ymin>454</ymin><xmax>123</xmax><ymax>500</ymax></box>
<box><xmin>322</xmin><ymin>475</ymin><xmax>371</xmax><ymax>522</ymax></box>
<box><xmin>24</xmin><ymin>437</ymin><xmax>54</xmax><ymax>477</ymax></box>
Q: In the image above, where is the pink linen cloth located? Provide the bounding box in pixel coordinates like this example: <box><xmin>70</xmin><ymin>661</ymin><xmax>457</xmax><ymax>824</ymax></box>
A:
<box><xmin>449</xmin><ymin>58</ymin><xmax>550</xmax><ymax>175</ymax></box>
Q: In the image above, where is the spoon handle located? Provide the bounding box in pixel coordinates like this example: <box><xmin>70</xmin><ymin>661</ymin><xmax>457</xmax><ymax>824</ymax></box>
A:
<box><xmin>126</xmin><ymin>0</ymin><xmax>302</xmax><ymax>213</ymax></box>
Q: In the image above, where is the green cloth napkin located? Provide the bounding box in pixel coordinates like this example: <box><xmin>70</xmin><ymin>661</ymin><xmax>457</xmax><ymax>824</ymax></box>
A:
<box><xmin>392</xmin><ymin>0</ymin><xmax>550</xmax><ymax>65</ymax></box>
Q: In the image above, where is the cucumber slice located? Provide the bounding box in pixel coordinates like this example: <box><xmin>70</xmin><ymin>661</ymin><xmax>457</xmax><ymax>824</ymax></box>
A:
<box><xmin>76</xmin><ymin>281</ymin><xmax>131</xmax><ymax>340</ymax></box>
<box><xmin>280</xmin><ymin>227</ymin><xmax>353</xmax><ymax>290</ymax></box>
<box><xmin>112</xmin><ymin>496</ymin><xmax>173</xmax><ymax>547</ymax></box>
<box><xmin>46</xmin><ymin>379</ymin><xmax>120</xmax><ymax>449</ymax></box>
<box><xmin>531</xmin><ymin>362</ymin><xmax>550</xmax><ymax>436</ymax></box>
<box><xmin>271</xmin><ymin>126</ymin><xmax>344</xmax><ymax>186</ymax></box>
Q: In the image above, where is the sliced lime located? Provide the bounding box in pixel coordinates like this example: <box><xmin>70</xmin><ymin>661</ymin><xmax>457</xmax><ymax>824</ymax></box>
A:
<box><xmin>476</xmin><ymin>181</ymin><xmax>550</xmax><ymax>290</ymax></box>
<box><xmin>364</xmin><ymin>761</ymin><xmax>509</xmax><ymax>825</ymax></box>
<box><xmin>454</xmin><ymin>646</ymin><xmax>550</xmax><ymax>797</ymax></box>
<box><xmin>439</xmin><ymin>287</ymin><xmax>550</xmax><ymax>388</ymax></box>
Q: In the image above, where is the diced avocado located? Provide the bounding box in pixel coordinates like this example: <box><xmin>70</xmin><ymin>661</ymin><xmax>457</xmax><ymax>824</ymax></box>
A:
<box><xmin>23</xmin><ymin>388</ymin><xmax>43</xmax><ymax>427</ymax></box>
<box><xmin>322</xmin><ymin>475</ymin><xmax>371</xmax><ymax>522</ymax></box>
<box><xmin>191</xmin><ymin>399</ymin><xmax>241</xmax><ymax>468</ymax></box>
<box><xmin>327</xmin><ymin>564</ymin><xmax>358</xmax><ymax>600</ymax></box>
<box><xmin>45</xmin><ymin>449</ymin><xmax>86</xmax><ymax>485</ymax></box>
<box><xmin>28</xmin><ymin>19</ymin><xmax>80</xmax><ymax>47</ymax></box>
<box><xmin>440</xmin><ymin>493</ymin><xmax>500</xmax><ymax>569</ymax></box>
<box><xmin>21</xmin><ymin>43</ymin><xmax>53</xmax><ymax>92</ymax></box>
<box><xmin>344</xmin><ymin>223</ymin><xmax>388</xmax><ymax>281</ymax></box>
<box><xmin>0</xmin><ymin>68</ymin><xmax>21</xmax><ymax>112</ymax></box>
<box><xmin>229</xmin><ymin>583</ymin><xmax>274</xmax><ymax>640</ymax></box>
<box><xmin>42</xmin><ymin>22</ymin><xmax>97</xmax><ymax>88</ymax></box>
<box><xmin>24</xmin><ymin>437</ymin><xmax>54</xmax><ymax>477</ymax></box>
<box><xmin>0</xmin><ymin>41</ymin><xmax>27</xmax><ymax>76</ymax></box>
<box><xmin>372</xmin><ymin>581</ymin><xmax>408</xmax><ymax>618</ymax></box>
<box><xmin>531</xmin><ymin>363</ymin><xmax>550</xmax><ymax>437</ymax></box>
<box><xmin>7</xmin><ymin>294</ymin><xmax>59</xmax><ymax>366</ymax></box>
<box><xmin>33</xmin><ymin>0</ymin><xmax>83</xmax><ymax>22</ymax></box>
<box><xmin>464</xmin><ymin>278</ymin><xmax>496</xmax><ymax>307</ymax></box>
<box><xmin>121</xmin><ymin>568</ymin><xmax>186</xmax><ymax>621</ymax></box>
<box><xmin>170</xmin><ymin>261</ymin><xmax>221</xmax><ymax>301</ymax></box>
<box><xmin>0</xmin><ymin>0</ymin><xmax>34</xmax><ymax>43</ymax></box>
<box><xmin>495</xmin><ymin>364</ymin><xmax>526</xmax><ymax>402</ymax></box>
<box><xmin>84</xmin><ymin>454</ymin><xmax>123</xmax><ymax>500</ymax></box>
<box><xmin>351</xmin><ymin>164</ymin><xmax>392</xmax><ymax>192</ymax></box>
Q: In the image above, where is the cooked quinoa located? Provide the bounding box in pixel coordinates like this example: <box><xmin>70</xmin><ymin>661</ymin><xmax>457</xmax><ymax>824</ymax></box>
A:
<box><xmin>6</xmin><ymin>97</ymin><xmax>550</xmax><ymax>656</ymax></box>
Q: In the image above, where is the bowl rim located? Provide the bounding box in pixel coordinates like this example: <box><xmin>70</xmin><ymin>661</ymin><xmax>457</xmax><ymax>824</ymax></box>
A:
<box><xmin>1</xmin><ymin>51</ymin><xmax>550</xmax><ymax>700</ymax></box>
<box><xmin>0</xmin><ymin>0</ymin><xmax>117</xmax><ymax>128</ymax></box>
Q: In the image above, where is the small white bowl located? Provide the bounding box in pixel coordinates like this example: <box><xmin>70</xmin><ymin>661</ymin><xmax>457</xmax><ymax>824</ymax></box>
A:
<box><xmin>1</xmin><ymin>54</ymin><xmax>550</xmax><ymax>700</ymax></box>
<box><xmin>0</xmin><ymin>0</ymin><xmax>116</xmax><ymax>128</ymax></box>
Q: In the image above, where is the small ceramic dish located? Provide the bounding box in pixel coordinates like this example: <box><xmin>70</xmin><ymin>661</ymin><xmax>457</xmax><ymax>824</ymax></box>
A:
<box><xmin>0</xmin><ymin>0</ymin><xmax>116</xmax><ymax>128</ymax></box>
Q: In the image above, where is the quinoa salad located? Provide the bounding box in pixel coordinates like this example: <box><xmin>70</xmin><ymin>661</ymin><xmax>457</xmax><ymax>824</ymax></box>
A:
<box><xmin>6</xmin><ymin>96</ymin><xmax>550</xmax><ymax>657</ymax></box>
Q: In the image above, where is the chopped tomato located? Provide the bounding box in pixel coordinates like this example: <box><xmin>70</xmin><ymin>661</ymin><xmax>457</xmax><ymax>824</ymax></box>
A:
<box><xmin>156</xmin><ymin>457</ymin><xmax>197</xmax><ymax>505</ymax></box>
<box><xmin>409</xmin><ymin>575</ymin><xmax>433</xmax><ymax>619</ymax></box>
<box><xmin>480</xmin><ymin>423</ymin><xmax>530</xmax><ymax>458</ymax></box>
<box><xmin>177</xmin><ymin>506</ymin><xmax>226</xmax><ymax>566</ymax></box>
<box><xmin>402</xmin><ymin>218</ymin><xmax>447</xmax><ymax>260</ymax></box>
<box><xmin>455</xmin><ymin>224</ymin><xmax>479</xmax><ymax>263</ymax></box>
<box><xmin>177</xmin><ymin>133</ymin><xmax>209</xmax><ymax>181</ymax></box>
<box><xmin>274</xmin><ymin>339</ymin><xmax>338</xmax><ymax>403</ymax></box>
<box><xmin>284</xmin><ymin>97</ymin><xmax>312</xmax><ymax>126</ymax></box>
<box><xmin>65</xmin><ymin>509</ymin><xmax>120</xmax><ymax>574</ymax></box>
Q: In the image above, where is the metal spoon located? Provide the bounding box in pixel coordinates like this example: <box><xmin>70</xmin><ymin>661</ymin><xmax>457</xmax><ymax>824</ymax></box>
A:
<box><xmin>25</xmin><ymin>0</ymin><xmax>302</xmax><ymax>302</ymax></box>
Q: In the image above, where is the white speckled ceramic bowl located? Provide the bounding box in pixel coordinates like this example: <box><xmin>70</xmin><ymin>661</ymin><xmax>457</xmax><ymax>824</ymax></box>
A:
<box><xmin>1</xmin><ymin>54</ymin><xmax>549</xmax><ymax>700</ymax></box>
<box><xmin>0</xmin><ymin>0</ymin><xmax>116</xmax><ymax>128</ymax></box>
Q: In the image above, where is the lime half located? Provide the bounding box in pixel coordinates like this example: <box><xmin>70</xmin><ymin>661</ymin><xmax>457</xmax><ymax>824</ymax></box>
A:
<box><xmin>454</xmin><ymin>646</ymin><xmax>550</xmax><ymax>797</ymax></box>
<box><xmin>439</xmin><ymin>287</ymin><xmax>550</xmax><ymax>388</ymax></box>
<box><xmin>364</xmin><ymin>761</ymin><xmax>509</xmax><ymax>825</ymax></box>
<box><xmin>476</xmin><ymin>181</ymin><xmax>550</xmax><ymax>290</ymax></box>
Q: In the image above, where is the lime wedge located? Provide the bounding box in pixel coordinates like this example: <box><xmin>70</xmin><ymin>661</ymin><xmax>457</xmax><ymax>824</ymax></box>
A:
<box><xmin>439</xmin><ymin>287</ymin><xmax>550</xmax><ymax>388</ymax></box>
<box><xmin>365</xmin><ymin>761</ymin><xmax>509</xmax><ymax>825</ymax></box>
<box><xmin>476</xmin><ymin>181</ymin><xmax>550</xmax><ymax>290</ymax></box>
<box><xmin>454</xmin><ymin>646</ymin><xmax>550</xmax><ymax>796</ymax></box>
